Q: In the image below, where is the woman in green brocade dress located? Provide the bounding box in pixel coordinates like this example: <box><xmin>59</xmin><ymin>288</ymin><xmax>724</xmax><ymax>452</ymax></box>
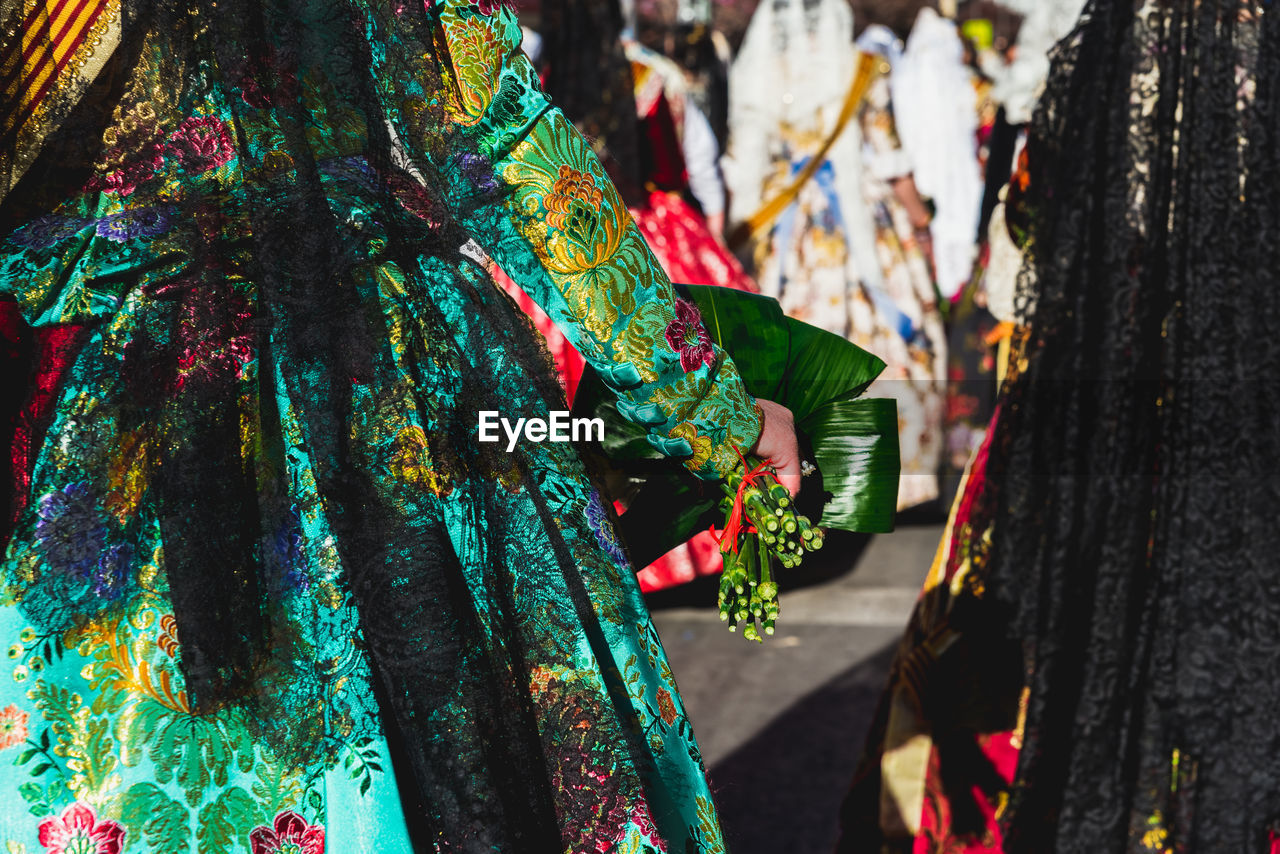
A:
<box><xmin>0</xmin><ymin>0</ymin><xmax>799</xmax><ymax>850</ymax></box>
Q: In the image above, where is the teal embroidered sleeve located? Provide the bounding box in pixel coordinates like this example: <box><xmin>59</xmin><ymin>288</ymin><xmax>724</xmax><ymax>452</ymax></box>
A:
<box><xmin>434</xmin><ymin>0</ymin><xmax>761</xmax><ymax>480</ymax></box>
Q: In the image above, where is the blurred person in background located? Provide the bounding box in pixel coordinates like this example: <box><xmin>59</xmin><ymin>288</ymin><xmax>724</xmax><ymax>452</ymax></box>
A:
<box><xmin>942</xmin><ymin>0</ymin><xmax>1086</xmax><ymax>509</ymax></box>
<box><xmin>841</xmin><ymin>1</ymin><xmax>1280</xmax><ymax>851</ymax></box>
<box><xmin>888</xmin><ymin>0</ymin><xmax>985</xmax><ymax>303</ymax></box>
<box><xmin>668</xmin><ymin>22</ymin><xmax>734</xmax><ymax>151</ymax></box>
<box><xmin>725</xmin><ymin>0</ymin><xmax>947</xmax><ymax>512</ymax></box>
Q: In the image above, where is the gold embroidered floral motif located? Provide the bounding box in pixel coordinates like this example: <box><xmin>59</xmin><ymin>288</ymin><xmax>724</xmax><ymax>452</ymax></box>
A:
<box><xmin>1141</xmin><ymin>810</ymin><xmax>1170</xmax><ymax>852</ymax></box>
<box><xmin>388</xmin><ymin>426</ymin><xmax>449</xmax><ymax>497</ymax></box>
<box><xmin>668</xmin><ymin>422</ymin><xmax>712</xmax><ymax>472</ymax></box>
<box><xmin>611</xmin><ymin>303</ymin><xmax>667</xmax><ymax>383</ymax></box>
<box><xmin>103</xmin><ymin>429</ymin><xmax>150</xmax><ymax>524</ymax></box>
<box><xmin>544</xmin><ymin>166</ymin><xmax>604</xmax><ymax>230</ymax></box>
<box><xmin>502</xmin><ymin>113</ymin><xmax>644</xmax><ymax>341</ymax></box>
<box><xmin>441</xmin><ymin>7</ymin><xmax>508</xmax><ymax>125</ymax></box>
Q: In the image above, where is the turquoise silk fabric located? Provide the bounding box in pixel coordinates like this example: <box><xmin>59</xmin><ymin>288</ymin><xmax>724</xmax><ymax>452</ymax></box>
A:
<box><xmin>0</xmin><ymin>0</ymin><xmax>760</xmax><ymax>851</ymax></box>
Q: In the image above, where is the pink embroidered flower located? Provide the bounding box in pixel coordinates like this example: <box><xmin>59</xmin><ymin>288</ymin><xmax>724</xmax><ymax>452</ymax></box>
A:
<box><xmin>37</xmin><ymin>803</ymin><xmax>125</xmax><ymax>854</ymax></box>
<box><xmin>475</xmin><ymin>0</ymin><xmax>510</xmax><ymax>14</ymax></box>
<box><xmin>249</xmin><ymin>810</ymin><xmax>325</xmax><ymax>854</ymax></box>
<box><xmin>99</xmin><ymin>144</ymin><xmax>165</xmax><ymax>197</ymax></box>
<box><xmin>664</xmin><ymin>299</ymin><xmax>717</xmax><ymax>373</ymax></box>
<box><xmin>167</xmin><ymin>116</ymin><xmax>235</xmax><ymax>174</ymax></box>
<box><xmin>629</xmin><ymin>801</ymin><xmax>668</xmax><ymax>850</ymax></box>
<box><xmin>0</xmin><ymin>703</ymin><xmax>28</xmax><ymax>750</ymax></box>
<box><xmin>172</xmin><ymin>290</ymin><xmax>256</xmax><ymax>389</ymax></box>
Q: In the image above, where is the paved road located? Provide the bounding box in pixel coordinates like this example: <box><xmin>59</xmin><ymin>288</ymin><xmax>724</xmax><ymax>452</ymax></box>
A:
<box><xmin>645</xmin><ymin>523</ymin><xmax>943</xmax><ymax>854</ymax></box>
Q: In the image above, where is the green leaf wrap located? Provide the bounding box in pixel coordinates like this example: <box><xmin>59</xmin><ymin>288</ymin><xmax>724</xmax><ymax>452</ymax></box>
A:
<box><xmin>573</xmin><ymin>284</ymin><xmax>901</xmax><ymax>566</ymax></box>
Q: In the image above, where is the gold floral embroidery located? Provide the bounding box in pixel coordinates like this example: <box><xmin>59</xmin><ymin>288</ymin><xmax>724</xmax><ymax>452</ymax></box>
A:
<box><xmin>374</xmin><ymin>264</ymin><xmax>414</xmax><ymax>360</ymax></box>
<box><xmin>73</xmin><ymin>608</ymin><xmax>189</xmax><ymax>715</ymax></box>
<box><xmin>611</xmin><ymin>303</ymin><xmax>667</xmax><ymax>383</ymax></box>
<box><xmin>669</xmin><ymin>422</ymin><xmax>712</xmax><ymax>472</ymax></box>
<box><xmin>90</xmin><ymin>28</ymin><xmax>183</xmax><ymax>188</ymax></box>
<box><xmin>103</xmin><ymin>429</ymin><xmax>150</xmax><ymax>524</ymax></box>
<box><xmin>544</xmin><ymin>166</ymin><xmax>604</xmax><ymax>230</ymax></box>
<box><xmin>501</xmin><ymin>113</ymin><xmax>643</xmax><ymax>341</ymax></box>
<box><xmin>650</xmin><ymin>374</ymin><xmax>712</xmax><ymax>417</ymax></box>
<box><xmin>440</xmin><ymin>6</ymin><xmax>508</xmax><ymax>125</ymax></box>
<box><xmin>695</xmin><ymin>795</ymin><xmax>727</xmax><ymax>854</ymax></box>
<box><xmin>388</xmin><ymin>425</ymin><xmax>449</xmax><ymax>497</ymax></box>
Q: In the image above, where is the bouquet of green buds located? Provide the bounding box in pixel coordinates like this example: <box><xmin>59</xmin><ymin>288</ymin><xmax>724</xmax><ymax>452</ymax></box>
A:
<box><xmin>571</xmin><ymin>284</ymin><xmax>900</xmax><ymax>643</ymax></box>
<box><xmin>713</xmin><ymin>455</ymin><xmax>825</xmax><ymax>642</ymax></box>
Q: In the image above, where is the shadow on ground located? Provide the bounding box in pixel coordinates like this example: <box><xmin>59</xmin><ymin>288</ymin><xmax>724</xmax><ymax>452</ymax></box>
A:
<box><xmin>708</xmin><ymin>642</ymin><xmax>897</xmax><ymax>854</ymax></box>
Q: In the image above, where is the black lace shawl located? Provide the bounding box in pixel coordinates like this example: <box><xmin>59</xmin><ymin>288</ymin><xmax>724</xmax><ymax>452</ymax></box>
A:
<box><xmin>977</xmin><ymin>0</ymin><xmax>1280</xmax><ymax>849</ymax></box>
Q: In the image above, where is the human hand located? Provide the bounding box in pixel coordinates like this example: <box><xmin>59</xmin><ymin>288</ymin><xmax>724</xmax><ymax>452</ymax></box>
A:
<box><xmin>751</xmin><ymin>398</ymin><xmax>801</xmax><ymax>496</ymax></box>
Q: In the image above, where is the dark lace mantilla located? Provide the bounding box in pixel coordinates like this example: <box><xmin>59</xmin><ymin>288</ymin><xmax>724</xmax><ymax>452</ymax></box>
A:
<box><xmin>966</xmin><ymin>0</ymin><xmax>1280</xmax><ymax>850</ymax></box>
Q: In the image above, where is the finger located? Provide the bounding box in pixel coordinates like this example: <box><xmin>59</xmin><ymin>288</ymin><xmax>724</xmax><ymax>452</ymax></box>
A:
<box><xmin>776</xmin><ymin>465</ymin><xmax>802</xmax><ymax>497</ymax></box>
<box><xmin>772</xmin><ymin>442</ymin><xmax>802</xmax><ymax>496</ymax></box>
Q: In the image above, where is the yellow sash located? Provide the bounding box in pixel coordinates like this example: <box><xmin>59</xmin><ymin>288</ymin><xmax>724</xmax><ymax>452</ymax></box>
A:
<box><xmin>727</xmin><ymin>52</ymin><xmax>887</xmax><ymax>252</ymax></box>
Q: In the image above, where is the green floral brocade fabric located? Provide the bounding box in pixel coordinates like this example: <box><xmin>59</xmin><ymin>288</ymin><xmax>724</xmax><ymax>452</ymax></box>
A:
<box><xmin>0</xmin><ymin>0</ymin><xmax>758</xmax><ymax>851</ymax></box>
